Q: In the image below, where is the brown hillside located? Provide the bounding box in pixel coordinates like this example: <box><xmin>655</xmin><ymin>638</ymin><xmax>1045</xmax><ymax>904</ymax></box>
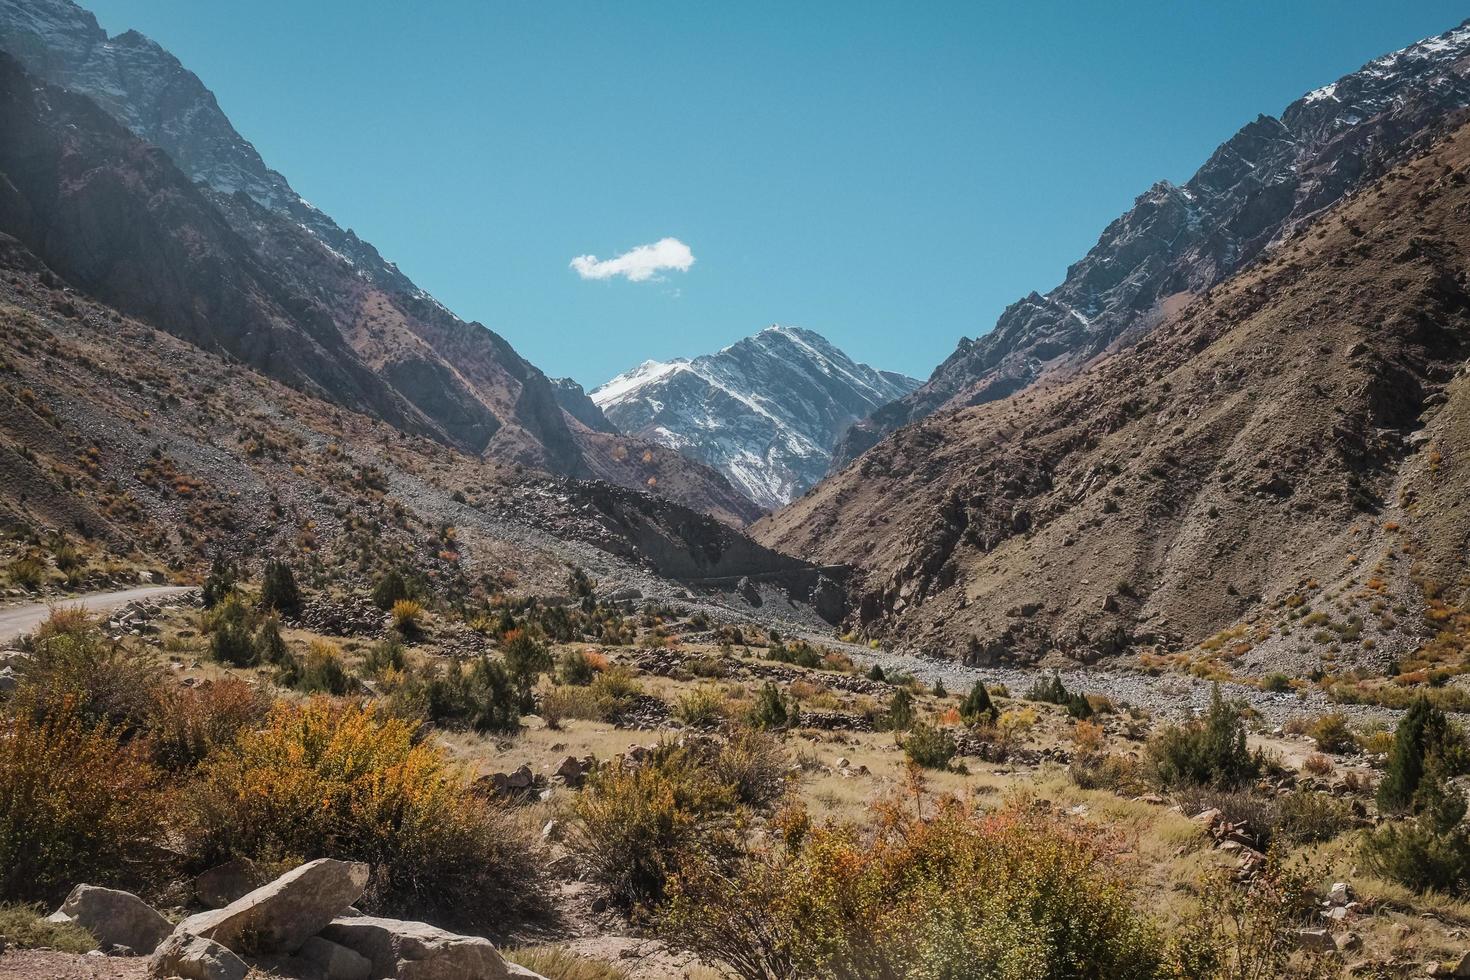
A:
<box><xmin>755</xmin><ymin>119</ymin><xmax>1470</xmax><ymax>669</ymax></box>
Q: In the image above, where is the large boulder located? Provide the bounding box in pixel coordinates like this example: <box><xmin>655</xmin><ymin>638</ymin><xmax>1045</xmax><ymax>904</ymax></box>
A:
<box><xmin>148</xmin><ymin>932</ymin><xmax>248</xmax><ymax>980</ymax></box>
<box><xmin>47</xmin><ymin>884</ymin><xmax>172</xmax><ymax>954</ymax></box>
<box><xmin>320</xmin><ymin>915</ymin><xmax>512</xmax><ymax>980</ymax></box>
<box><xmin>178</xmin><ymin>858</ymin><xmax>368</xmax><ymax>956</ymax></box>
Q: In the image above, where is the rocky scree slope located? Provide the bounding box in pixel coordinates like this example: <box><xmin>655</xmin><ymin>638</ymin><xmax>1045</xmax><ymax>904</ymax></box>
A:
<box><xmin>594</xmin><ymin>325</ymin><xmax>918</xmax><ymax>509</ymax></box>
<box><xmin>0</xmin><ymin>0</ymin><xmax>757</xmax><ymax>524</ymax></box>
<box><xmin>0</xmin><ymin>233</ymin><xmax>827</xmax><ymax>617</ymax></box>
<box><xmin>834</xmin><ymin>19</ymin><xmax>1470</xmax><ymax>466</ymax></box>
<box><xmin>755</xmin><ymin>118</ymin><xmax>1470</xmax><ymax>666</ymax></box>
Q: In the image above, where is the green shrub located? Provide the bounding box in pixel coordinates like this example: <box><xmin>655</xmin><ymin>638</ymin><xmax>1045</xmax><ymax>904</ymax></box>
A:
<box><xmin>209</xmin><ymin>597</ymin><xmax>257</xmax><ymax>668</ymax></box>
<box><xmin>1145</xmin><ymin>684</ymin><xmax>1261</xmax><ymax>790</ymax></box>
<box><xmin>663</xmin><ymin>799</ymin><xmax>1161</xmax><ymax>980</ymax></box>
<box><xmin>959</xmin><ymin>681</ymin><xmax>998</xmax><ymax>724</ymax></box>
<box><xmin>20</xmin><ymin>609</ymin><xmax>160</xmax><ymax>733</ymax></box>
<box><xmin>675</xmin><ymin>686</ymin><xmax>727</xmax><ymax>727</ymax></box>
<box><xmin>1377</xmin><ymin>696</ymin><xmax>1467</xmax><ymax>814</ymax></box>
<box><xmin>503</xmin><ymin>632</ymin><xmax>552</xmax><ymax>710</ymax></box>
<box><xmin>1261</xmin><ymin>673</ymin><xmax>1292</xmax><ymax>693</ymax></box>
<box><xmin>259</xmin><ymin>558</ymin><xmax>302</xmax><ymax>616</ymax></box>
<box><xmin>901</xmin><ymin>722</ymin><xmax>956</xmax><ymax>770</ymax></box>
<box><xmin>572</xmin><ymin>741</ymin><xmax>741</xmax><ymax>911</ymax></box>
<box><xmin>253</xmin><ymin>615</ymin><xmax>290</xmax><ymax>666</ymax></box>
<box><xmin>1307</xmin><ymin>712</ymin><xmax>1355</xmax><ymax>754</ymax></box>
<box><xmin>362</xmin><ymin>636</ymin><xmax>406</xmax><ymax>677</ymax></box>
<box><xmin>278</xmin><ymin>640</ymin><xmax>353</xmax><ymax>695</ymax></box>
<box><xmin>201</xmin><ymin>555</ymin><xmax>237</xmax><ymax>609</ymax></box>
<box><xmin>1361</xmin><ymin>778</ymin><xmax>1470</xmax><ymax>894</ymax></box>
<box><xmin>6</xmin><ymin>556</ymin><xmax>45</xmax><ymax>591</ymax></box>
<box><xmin>1027</xmin><ymin>672</ymin><xmax>1093</xmax><ymax>718</ymax></box>
<box><xmin>748</xmin><ymin>681</ymin><xmax>796</xmax><ymax>731</ymax></box>
<box><xmin>371</xmin><ymin>569</ymin><xmax>413</xmax><ymax>611</ymax></box>
<box><xmin>884</xmin><ymin>688</ymin><xmax>914</xmax><ymax>731</ymax></box>
<box><xmin>1276</xmin><ymin>791</ymin><xmax>1355</xmax><ymax>845</ymax></box>
<box><xmin>0</xmin><ymin>903</ymin><xmax>98</xmax><ymax>952</ymax></box>
<box><xmin>866</xmin><ymin>663</ymin><xmax>885</xmax><ymax>682</ymax></box>
<box><xmin>559</xmin><ymin>649</ymin><xmax>597</xmax><ymax>686</ymax></box>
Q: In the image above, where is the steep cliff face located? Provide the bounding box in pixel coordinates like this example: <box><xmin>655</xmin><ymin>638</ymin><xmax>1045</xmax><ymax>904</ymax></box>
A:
<box><xmin>0</xmin><ymin>0</ymin><xmax>754</xmax><ymax>519</ymax></box>
<box><xmin>833</xmin><ymin>20</ymin><xmax>1470</xmax><ymax>466</ymax></box>
<box><xmin>756</xmin><ymin>116</ymin><xmax>1470</xmax><ymax>666</ymax></box>
<box><xmin>594</xmin><ymin>326</ymin><xmax>917</xmax><ymax>508</ymax></box>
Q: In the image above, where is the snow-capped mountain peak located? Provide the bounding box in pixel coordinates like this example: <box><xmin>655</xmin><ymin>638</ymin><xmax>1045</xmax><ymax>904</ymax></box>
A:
<box><xmin>592</xmin><ymin>326</ymin><xmax>919</xmax><ymax>509</ymax></box>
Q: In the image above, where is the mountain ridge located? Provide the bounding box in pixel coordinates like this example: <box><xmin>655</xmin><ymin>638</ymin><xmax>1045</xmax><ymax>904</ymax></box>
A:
<box><xmin>0</xmin><ymin>0</ymin><xmax>761</xmax><ymax>525</ymax></box>
<box><xmin>832</xmin><ymin>18</ymin><xmax>1470</xmax><ymax>467</ymax></box>
<box><xmin>593</xmin><ymin>325</ymin><xmax>918</xmax><ymax>509</ymax></box>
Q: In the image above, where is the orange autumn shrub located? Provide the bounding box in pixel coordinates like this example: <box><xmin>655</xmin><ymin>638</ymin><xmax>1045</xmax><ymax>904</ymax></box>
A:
<box><xmin>0</xmin><ymin>698</ymin><xmax>167</xmax><ymax>902</ymax></box>
<box><xmin>147</xmin><ymin>677</ymin><xmax>270</xmax><ymax>771</ymax></box>
<box><xmin>185</xmin><ymin>698</ymin><xmax>548</xmax><ymax>929</ymax></box>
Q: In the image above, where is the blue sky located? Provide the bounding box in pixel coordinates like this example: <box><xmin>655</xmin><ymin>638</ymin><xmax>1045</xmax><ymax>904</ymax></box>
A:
<box><xmin>83</xmin><ymin>1</ymin><xmax>1469</xmax><ymax>388</ymax></box>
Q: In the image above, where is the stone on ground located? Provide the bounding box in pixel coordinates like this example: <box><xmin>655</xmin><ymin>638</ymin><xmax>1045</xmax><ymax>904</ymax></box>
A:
<box><xmin>148</xmin><ymin>932</ymin><xmax>248</xmax><ymax>980</ymax></box>
<box><xmin>320</xmin><ymin>915</ymin><xmax>514</xmax><ymax>980</ymax></box>
<box><xmin>48</xmin><ymin>884</ymin><xmax>172</xmax><ymax>954</ymax></box>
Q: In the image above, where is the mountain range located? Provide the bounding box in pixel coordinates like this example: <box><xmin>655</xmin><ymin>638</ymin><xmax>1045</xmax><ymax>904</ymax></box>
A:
<box><xmin>833</xmin><ymin>20</ymin><xmax>1470</xmax><ymax>467</ymax></box>
<box><xmin>592</xmin><ymin>326</ymin><xmax>918</xmax><ymax>509</ymax></box>
<box><xmin>755</xmin><ymin>21</ymin><xmax>1470</xmax><ymax>665</ymax></box>
<box><xmin>0</xmin><ymin>0</ymin><xmax>762</xmax><ymax>528</ymax></box>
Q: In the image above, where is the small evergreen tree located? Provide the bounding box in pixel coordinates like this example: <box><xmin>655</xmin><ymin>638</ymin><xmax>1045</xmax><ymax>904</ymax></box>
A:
<box><xmin>933</xmin><ymin>679</ymin><xmax>947</xmax><ymax>698</ymax></box>
<box><xmin>867</xmin><ymin>664</ymin><xmax>886</xmax><ymax>683</ymax></box>
<box><xmin>259</xmin><ymin>558</ymin><xmax>302</xmax><ymax>616</ymax></box>
<box><xmin>1378</xmin><ymin>696</ymin><xmax>1456</xmax><ymax>814</ymax></box>
<box><xmin>887</xmin><ymin>688</ymin><xmax>915</xmax><ymax>731</ymax></box>
<box><xmin>253</xmin><ymin>615</ymin><xmax>289</xmax><ymax>666</ymax></box>
<box><xmin>749</xmin><ymin>681</ymin><xmax>796</xmax><ymax>730</ymax></box>
<box><xmin>960</xmin><ymin>682</ymin><xmax>998</xmax><ymax>725</ymax></box>
<box><xmin>201</xmin><ymin>555</ymin><xmax>237</xmax><ymax>609</ymax></box>
<box><xmin>503</xmin><ymin>632</ymin><xmax>552</xmax><ymax>711</ymax></box>
<box><xmin>371</xmin><ymin>569</ymin><xmax>411</xmax><ymax>611</ymax></box>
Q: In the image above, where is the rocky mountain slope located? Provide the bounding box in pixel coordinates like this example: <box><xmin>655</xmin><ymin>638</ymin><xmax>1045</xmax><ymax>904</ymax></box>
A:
<box><xmin>0</xmin><ymin>231</ymin><xmax>832</xmax><ymax>619</ymax></box>
<box><xmin>755</xmin><ymin>114</ymin><xmax>1470</xmax><ymax>668</ymax></box>
<box><xmin>833</xmin><ymin>19</ymin><xmax>1470</xmax><ymax>466</ymax></box>
<box><xmin>0</xmin><ymin>0</ymin><xmax>758</xmax><ymax>525</ymax></box>
<box><xmin>593</xmin><ymin>326</ymin><xmax>918</xmax><ymax>509</ymax></box>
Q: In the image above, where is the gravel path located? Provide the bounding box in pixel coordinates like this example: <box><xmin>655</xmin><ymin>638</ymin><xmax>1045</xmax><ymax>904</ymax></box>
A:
<box><xmin>0</xmin><ymin>586</ymin><xmax>194</xmax><ymax>645</ymax></box>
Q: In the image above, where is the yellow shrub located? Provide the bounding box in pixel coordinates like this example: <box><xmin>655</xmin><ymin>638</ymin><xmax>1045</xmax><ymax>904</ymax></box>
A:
<box><xmin>186</xmin><ymin>699</ymin><xmax>547</xmax><ymax>929</ymax></box>
<box><xmin>664</xmin><ymin>798</ymin><xmax>1161</xmax><ymax>979</ymax></box>
<box><xmin>391</xmin><ymin>598</ymin><xmax>424</xmax><ymax>633</ymax></box>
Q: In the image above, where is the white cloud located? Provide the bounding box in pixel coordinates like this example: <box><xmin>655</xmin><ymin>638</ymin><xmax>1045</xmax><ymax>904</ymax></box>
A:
<box><xmin>570</xmin><ymin>237</ymin><xmax>695</xmax><ymax>283</ymax></box>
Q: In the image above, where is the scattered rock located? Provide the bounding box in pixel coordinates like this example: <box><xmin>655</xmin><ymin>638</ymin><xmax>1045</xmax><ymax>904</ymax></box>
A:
<box><xmin>320</xmin><ymin>915</ymin><xmax>513</xmax><ymax>980</ymax></box>
<box><xmin>1294</xmin><ymin>928</ymin><xmax>1336</xmax><ymax>952</ymax></box>
<box><xmin>148</xmin><ymin>932</ymin><xmax>248</xmax><ymax>980</ymax></box>
<box><xmin>48</xmin><ymin>884</ymin><xmax>171</xmax><ymax>954</ymax></box>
